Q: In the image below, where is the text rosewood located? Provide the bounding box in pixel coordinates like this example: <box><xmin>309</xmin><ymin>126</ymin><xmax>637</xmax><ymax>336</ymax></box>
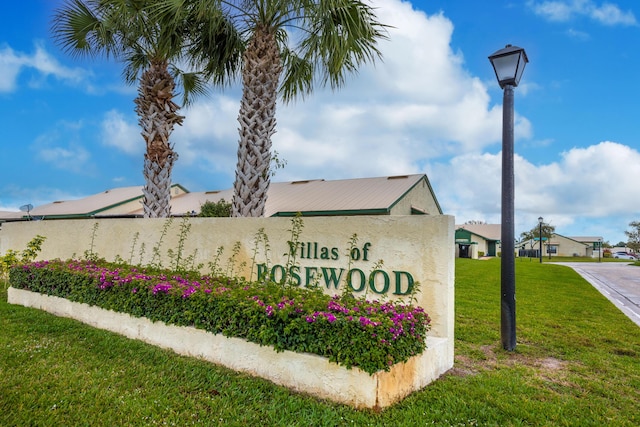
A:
<box><xmin>258</xmin><ymin>241</ymin><xmax>415</xmax><ymax>295</ymax></box>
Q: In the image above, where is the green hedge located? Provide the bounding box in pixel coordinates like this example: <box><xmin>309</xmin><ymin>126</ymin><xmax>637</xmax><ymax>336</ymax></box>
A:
<box><xmin>9</xmin><ymin>259</ymin><xmax>430</xmax><ymax>374</ymax></box>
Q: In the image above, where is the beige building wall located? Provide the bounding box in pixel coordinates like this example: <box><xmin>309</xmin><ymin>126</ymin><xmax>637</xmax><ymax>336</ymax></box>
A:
<box><xmin>548</xmin><ymin>235</ymin><xmax>590</xmax><ymax>257</ymax></box>
<box><xmin>99</xmin><ymin>186</ymin><xmax>189</xmax><ymax>216</ymax></box>
<box><xmin>474</xmin><ymin>238</ymin><xmax>490</xmax><ymax>257</ymax></box>
<box><xmin>388</xmin><ymin>178</ymin><xmax>441</xmax><ymax>215</ymax></box>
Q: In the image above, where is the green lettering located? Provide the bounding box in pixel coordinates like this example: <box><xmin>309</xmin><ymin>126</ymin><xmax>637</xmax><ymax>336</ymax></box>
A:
<box><xmin>289</xmin><ymin>266</ymin><xmax>301</xmax><ymax>286</ymax></box>
<box><xmin>331</xmin><ymin>247</ymin><xmax>339</xmax><ymax>260</ymax></box>
<box><xmin>362</xmin><ymin>242</ymin><xmax>371</xmax><ymax>261</ymax></box>
<box><xmin>321</xmin><ymin>267</ymin><xmax>344</xmax><ymax>290</ymax></box>
<box><xmin>271</xmin><ymin>265</ymin><xmax>286</xmax><ymax>283</ymax></box>
<box><xmin>369</xmin><ymin>270</ymin><xmax>390</xmax><ymax>294</ymax></box>
<box><xmin>320</xmin><ymin>246</ymin><xmax>330</xmax><ymax>259</ymax></box>
<box><xmin>257</xmin><ymin>263</ymin><xmax>268</xmax><ymax>281</ymax></box>
<box><xmin>347</xmin><ymin>268</ymin><xmax>366</xmax><ymax>292</ymax></box>
<box><xmin>305</xmin><ymin>266</ymin><xmax>319</xmax><ymax>287</ymax></box>
<box><xmin>393</xmin><ymin>271</ymin><xmax>415</xmax><ymax>295</ymax></box>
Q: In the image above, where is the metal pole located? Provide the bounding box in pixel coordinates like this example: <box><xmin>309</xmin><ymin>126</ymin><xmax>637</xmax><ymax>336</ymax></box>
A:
<box><xmin>599</xmin><ymin>241</ymin><xmax>602</xmax><ymax>263</ymax></box>
<box><xmin>501</xmin><ymin>84</ymin><xmax>516</xmax><ymax>351</ymax></box>
<box><xmin>539</xmin><ymin>221</ymin><xmax>543</xmax><ymax>263</ymax></box>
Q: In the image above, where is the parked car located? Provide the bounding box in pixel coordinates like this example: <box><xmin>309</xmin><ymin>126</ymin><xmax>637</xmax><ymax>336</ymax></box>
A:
<box><xmin>612</xmin><ymin>252</ymin><xmax>636</xmax><ymax>260</ymax></box>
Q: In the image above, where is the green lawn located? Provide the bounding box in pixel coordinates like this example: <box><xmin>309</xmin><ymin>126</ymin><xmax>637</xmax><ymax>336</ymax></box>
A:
<box><xmin>2</xmin><ymin>259</ymin><xmax>639</xmax><ymax>426</ymax></box>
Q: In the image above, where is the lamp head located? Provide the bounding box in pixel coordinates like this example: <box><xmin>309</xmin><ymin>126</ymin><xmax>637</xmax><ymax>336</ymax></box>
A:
<box><xmin>489</xmin><ymin>44</ymin><xmax>529</xmax><ymax>88</ymax></box>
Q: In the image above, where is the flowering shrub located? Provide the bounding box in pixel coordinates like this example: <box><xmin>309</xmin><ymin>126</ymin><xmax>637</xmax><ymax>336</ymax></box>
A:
<box><xmin>9</xmin><ymin>259</ymin><xmax>431</xmax><ymax>374</ymax></box>
<box><xmin>1</xmin><ymin>235</ymin><xmax>46</xmax><ymax>285</ymax></box>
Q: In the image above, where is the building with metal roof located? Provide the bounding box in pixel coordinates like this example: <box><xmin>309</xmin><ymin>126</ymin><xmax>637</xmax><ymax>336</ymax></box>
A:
<box><xmin>0</xmin><ymin>174</ymin><xmax>441</xmax><ymax>221</ymax></box>
<box><xmin>455</xmin><ymin>224</ymin><xmax>502</xmax><ymax>258</ymax></box>
<box><xmin>519</xmin><ymin>233</ymin><xmax>596</xmax><ymax>259</ymax></box>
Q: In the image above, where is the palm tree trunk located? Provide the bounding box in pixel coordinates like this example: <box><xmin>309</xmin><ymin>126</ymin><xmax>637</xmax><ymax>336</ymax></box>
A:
<box><xmin>135</xmin><ymin>60</ymin><xmax>184</xmax><ymax>218</ymax></box>
<box><xmin>232</xmin><ymin>26</ymin><xmax>282</xmax><ymax>217</ymax></box>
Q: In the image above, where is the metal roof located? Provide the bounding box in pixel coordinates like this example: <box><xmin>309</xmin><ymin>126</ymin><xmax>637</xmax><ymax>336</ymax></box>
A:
<box><xmin>568</xmin><ymin>236</ymin><xmax>603</xmax><ymax>243</ymax></box>
<box><xmin>265</xmin><ymin>174</ymin><xmax>438</xmax><ymax>217</ymax></box>
<box><xmin>0</xmin><ymin>211</ymin><xmax>23</xmax><ymax>219</ymax></box>
<box><xmin>27</xmin><ymin>186</ymin><xmax>145</xmax><ymax>218</ymax></box>
<box><xmin>1</xmin><ymin>174</ymin><xmax>441</xmax><ymax>220</ymax></box>
<box><xmin>159</xmin><ymin>174</ymin><xmax>439</xmax><ymax>217</ymax></box>
<box><xmin>455</xmin><ymin>224</ymin><xmax>502</xmax><ymax>241</ymax></box>
<box><xmin>1</xmin><ymin>184</ymin><xmax>187</xmax><ymax>220</ymax></box>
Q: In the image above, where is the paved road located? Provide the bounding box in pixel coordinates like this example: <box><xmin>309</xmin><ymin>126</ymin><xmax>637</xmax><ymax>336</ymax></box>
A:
<box><xmin>553</xmin><ymin>262</ymin><xmax>640</xmax><ymax>327</ymax></box>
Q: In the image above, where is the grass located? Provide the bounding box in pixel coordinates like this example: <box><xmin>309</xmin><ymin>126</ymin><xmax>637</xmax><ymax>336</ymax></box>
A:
<box><xmin>2</xmin><ymin>258</ymin><xmax>639</xmax><ymax>426</ymax></box>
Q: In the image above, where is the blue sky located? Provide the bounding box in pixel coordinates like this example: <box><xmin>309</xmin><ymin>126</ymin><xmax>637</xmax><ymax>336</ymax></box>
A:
<box><xmin>2</xmin><ymin>0</ymin><xmax>640</xmax><ymax>244</ymax></box>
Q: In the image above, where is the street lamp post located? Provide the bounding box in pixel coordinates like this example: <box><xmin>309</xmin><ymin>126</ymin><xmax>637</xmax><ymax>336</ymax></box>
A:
<box><xmin>538</xmin><ymin>216</ymin><xmax>544</xmax><ymax>263</ymax></box>
<box><xmin>489</xmin><ymin>44</ymin><xmax>528</xmax><ymax>352</ymax></box>
<box><xmin>598</xmin><ymin>238</ymin><xmax>602</xmax><ymax>263</ymax></box>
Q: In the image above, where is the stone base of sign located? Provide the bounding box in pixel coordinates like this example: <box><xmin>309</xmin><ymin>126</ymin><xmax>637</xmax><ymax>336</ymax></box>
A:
<box><xmin>8</xmin><ymin>287</ymin><xmax>452</xmax><ymax>409</ymax></box>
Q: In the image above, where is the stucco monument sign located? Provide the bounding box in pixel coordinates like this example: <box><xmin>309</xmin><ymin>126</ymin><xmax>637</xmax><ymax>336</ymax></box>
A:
<box><xmin>3</xmin><ymin>214</ymin><xmax>454</xmax><ymax>408</ymax></box>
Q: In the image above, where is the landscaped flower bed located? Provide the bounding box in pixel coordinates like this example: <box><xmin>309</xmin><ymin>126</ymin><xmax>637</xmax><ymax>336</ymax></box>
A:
<box><xmin>9</xmin><ymin>259</ymin><xmax>431</xmax><ymax>374</ymax></box>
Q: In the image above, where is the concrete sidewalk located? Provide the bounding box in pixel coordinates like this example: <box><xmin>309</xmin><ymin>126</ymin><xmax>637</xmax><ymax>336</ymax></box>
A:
<box><xmin>552</xmin><ymin>262</ymin><xmax>640</xmax><ymax>327</ymax></box>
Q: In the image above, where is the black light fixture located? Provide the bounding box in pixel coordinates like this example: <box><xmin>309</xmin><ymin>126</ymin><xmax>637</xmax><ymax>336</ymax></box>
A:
<box><xmin>489</xmin><ymin>44</ymin><xmax>529</xmax><ymax>352</ymax></box>
<box><xmin>489</xmin><ymin>45</ymin><xmax>529</xmax><ymax>89</ymax></box>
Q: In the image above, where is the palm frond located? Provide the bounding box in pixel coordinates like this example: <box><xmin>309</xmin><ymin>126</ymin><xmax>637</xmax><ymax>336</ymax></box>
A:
<box><xmin>172</xmin><ymin>69</ymin><xmax>211</xmax><ymax>107</ymax></box>
<box><xmin>51</xmin><ymin>0</ymin><xmax>117</xmax><ymax>59</ymax></box>
<box><xmin>299</xmin><ymin>0</ymin><xmax>389</xmax><ymax>90</ymax></box>
<box><xmin>279</xmin><ymin>46</ymin><xmax>313</xmax><ymax>103</ymax></box>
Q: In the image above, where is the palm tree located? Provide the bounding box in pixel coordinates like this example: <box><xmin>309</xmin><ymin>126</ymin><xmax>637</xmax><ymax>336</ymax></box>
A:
<box><xmin>171</xmin><ymin>0</ymin><xmax>387</xmax><ymax>217</ymax></box>
<box><xmin>52</xmin><ymin>0</ymin><xmax>240</xmax><ymax>218</ymax></box>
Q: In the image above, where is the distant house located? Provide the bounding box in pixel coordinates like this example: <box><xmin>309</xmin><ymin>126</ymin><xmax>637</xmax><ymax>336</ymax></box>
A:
<box><xmin>569</xmin><ymin>236</ymin><xmax>604</xmax><ymax>258</ymax></box>
<box><xmin>0</xmin><ymin>174</ymin><xmax>442</xmax><ymax>221</ymax></box>
<box><xmin>454</xmin><ymin>226</ymin><xmax>605</xmax><ymax>259</ymax></box>
<box><xmin>518</xmin><ymin>233</ymin><xmax>598</xmax><ymax>258</ymax></box>
<box><xmin>455</xmin><ymin>224</ymin><xmax>501</xmax><ymax>258</ymax></box>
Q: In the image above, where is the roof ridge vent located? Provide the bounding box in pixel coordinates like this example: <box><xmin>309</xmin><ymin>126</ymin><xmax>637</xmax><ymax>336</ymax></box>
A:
<box><xmin>290</xmin><ymin>179</ymin><xmax>324</xmax><ymax>185</ymax></box>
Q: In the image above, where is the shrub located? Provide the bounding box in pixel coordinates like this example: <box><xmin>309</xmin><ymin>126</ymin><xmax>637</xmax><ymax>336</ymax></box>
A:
<box><xmin>1</xmin><ymin>235</ymin><xmax>46</xmax><ymax>286</ymax></box>
<box><xmin>9</xmin><ymin>259</ymin><xmax>431</xmax><ymax>374</ymax></box>
<box><xmin>199</xmin><ymin>199</ymin><xmax>231</xmax><ymax>217</ymax></box>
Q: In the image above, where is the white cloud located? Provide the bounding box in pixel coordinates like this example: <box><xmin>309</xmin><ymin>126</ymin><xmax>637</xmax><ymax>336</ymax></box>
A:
<box><xmin>528</xmin><ymin>0</ymin><xmax>637</xmax><ymax>26</ymax></box>
<box><xmin>38</xmin><ymin>145</ymin><xmax>91</xmax><ymax>172</ymax></box>
<box><xmin>172</xmin><ymin>96</ymin><xmax>239</xmax><ymax>173</ymax></box>
<box><xmin>27</xmin><ymin>43</ymin><xmax>86</xmax><ymax>84</ymax></box>
<box><xmin>589</xmin><ymin>2</ymin><xmax>637</xmax><ymax>25</ymax></box>
<box><xmin>0</xmin><ymin>42</ymin><xmax>88</xmax><ymax>92</ymax></box>
<box><xmin>0</xmin><ymin>45</ymin><xmax>22</xmax><ymax>91</ymax></box>
<box><xmin>430</xmin><ymin>141</ymin><xmax>640</xmax><ymax>240</ymax></box>
<box><xmin>99</xmin><ymin>97</ymin><xmax>240</xmax><ymax>181</ymax></box>
<box><xmin>566</xmin><ymin>28</ymin><xmax>590</xmax><ymax>40</ymax></box>
<box><xmin>31</xmin><ymin>121</ymin><xmax>94</xmax><ymax>174</ymax></box>
<box><xmin>259</xmin><ymin>0</ymin><xmax>528</xmax><ymax>181</ymax></box>
<box><xmin>101</xmin><ymin>110</ymin><xmax>143</xmax><ymax>155</ymax></box>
